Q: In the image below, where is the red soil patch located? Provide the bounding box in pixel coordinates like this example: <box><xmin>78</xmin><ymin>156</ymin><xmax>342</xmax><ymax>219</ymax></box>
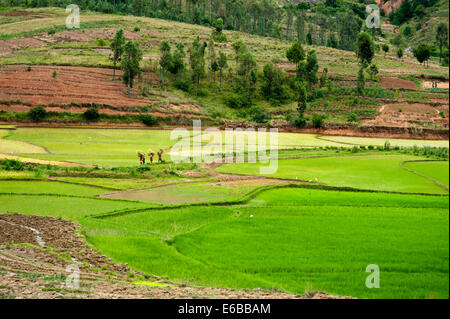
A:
<box><xmin>363</xmin><ymin>102</ymin><xmax>442</xmax><ymax>128</ymax></box>
<box><xmin>379</xmin><ymin>76</ymin><xmax>419</xmax><ymax>90</ymax></box>
<box><xmin>0</xmin><ymin>65</ymin><xmax>148</xmax><ymax>107</ymax></box>
<box><xmin>422</xmin><ymin>80</ymin><xmax>449</xmax><ymax>89</ymax></box>
<box><xmin>0</xmin><ymin>38</ymin><xmax>47</xmax><ymax>55</ymax></box>
<box><xmin>329</xmin><ymin>74</ymin><xmax>419</xmax><ymax>90</ymax></box>
<box><xmin>0</xmin><ymin>11</ymin><xmax>34</xmax><ymax>16</ymax></box>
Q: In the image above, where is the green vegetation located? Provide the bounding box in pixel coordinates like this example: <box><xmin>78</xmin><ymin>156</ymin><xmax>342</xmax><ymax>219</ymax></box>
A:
<box><xmin>83</xmin><ymin>187</ymin><xmax>449</xmax><ymax>299</ymax></box>
<box><xmin>0</xmin><ymin>126</ymin><xmax>448</xmax><ymax>299</ymax></box>
<box><xmin>218</xmin><ymin>154</ymin><xmax>449</xmax><ymax>194</ymax></box>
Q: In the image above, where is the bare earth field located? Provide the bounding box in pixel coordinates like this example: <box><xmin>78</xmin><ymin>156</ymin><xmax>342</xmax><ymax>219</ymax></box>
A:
<box><xmin>0</xmin><ymin>65</ymin><xmax>147</xmax><ymax>107</ymax></box>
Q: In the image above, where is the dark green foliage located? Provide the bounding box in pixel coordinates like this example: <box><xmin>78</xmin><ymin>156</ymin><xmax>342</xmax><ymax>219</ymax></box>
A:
<box><xmin>436</xmin><ymin>23</ymin><xmax>449</xmax><ymax>64</ymax></box>
<box><xmin>261</xmin><ymin>63</ymin><xmax>291</xmax><ymax>105</ymax></box>
<box><xmin>297</xmin><ymin>81</ymin><xmax>308</xmax><ymax>117</ymax></box>
<box><xmin>121</xmin><ymin>40</ymin><xmax>142</xmax><ymax>95</ymax></box>
<box><xmin>312</xmin><ymin>113</ymin><xmax>326</xmax><ymax>128</ymax></box>
<box><xmin>356</xmin><ymin>32</ymin><xmax>375</xmax><ymax>64</ymax></box>
<box><xmin>382</xmin><ymin>43</ymin><xmax>389</xmax><ymax>57</ymax></box>
<box><xmin>83</xmin><ymin>107</ymin><xmax>100</xmax><ymax>121</ymax></box>
<box><xmin>249</xmin><ymin>106</ymin><xmax>271</xmax><ymax>124</ymax></box>
<box><xmin>28</xmin><ymin>106</ymin><xmax>48</xmax><ymax>122</ymax></box>
<box><xmin>189</xmin><ymin>37</ymin><xmax>207</xmax><ymax>95</ymax></box>
<box><xmin>110</xmin><ymin>29</ymin><xmax>126</xmax><ymax>80</ymax></box>
<box><xmin>326</xmin><ymin>33</ymin><xmax>338</xmax><ymax>48</ymax></box>
<box><xmin>413</xmin><ymin>43</ymin><xmax>432</xmax><ymax>66</ymax></box>
<box><xmin>159</xmin><ymin>40</ymin><xmax>172</xmax><ymax>87</ymax></box>
<box><xmin>294</xmin><ymin>116</ymin><xmax>307</xmax><ymax>128</ymax></box>
<box><xmin>397</xmin><ymin>47</ymin><xmax>404</xmax><ymax>59</ymax></box>
<box><xmin>286</xmin><ymin>42</ymin><xmax>305</xmax><ymax>64</ymax></box>
<box><xmin>139</xmin><ymin>114</ymin><xmax>158</xmax><ymax>126</ymax></box>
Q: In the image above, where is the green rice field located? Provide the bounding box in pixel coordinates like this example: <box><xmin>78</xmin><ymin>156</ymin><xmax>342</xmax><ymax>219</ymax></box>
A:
<box><xmin>0</xmin><ymin>127</ymin><xmax>448</xmax><ymax>299</ymax></box>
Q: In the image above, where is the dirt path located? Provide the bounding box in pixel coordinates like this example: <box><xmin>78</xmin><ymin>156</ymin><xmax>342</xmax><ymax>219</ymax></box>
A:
<box><xmin>0</xmin><ymin>214</ymin><xmax>352</xmax><ymax>299</ymax></box>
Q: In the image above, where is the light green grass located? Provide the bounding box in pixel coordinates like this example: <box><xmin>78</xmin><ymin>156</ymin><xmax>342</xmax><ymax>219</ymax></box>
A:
<box><xmin>319</xmin><ymin>136</ymin><xmax>449</xmax><ymax>148</ymax></box>
<box><xmin>404</xmin><ymin>161</ymin><xmax>449</xmax><ymax>186</ymax></box>
<box><xmin>0</xmin><ymin>194</ymin><xmax>153</xmax><ymax>220</ymax></box>
<box><xmin>0</xmin><ymin>129</ymin><xmax>47</xmax><ymax>154</ymax></box>
<box><xmin>6</xmin><ymin>128</ymin><xmax>178</xmax><ymax>167</ymax></box>
<box><xmin>0</xmin><ymin>180</ymin><xmax>107</xmax><ymax>196</ymax></box>
<box><xmin>0</xmin><ymin>170</ymin><xmax>47</xmax><ymax>180</ymax></box>
<box><xmin>217</xmin><ymin>154</ymin><xmax>448</xmax><ymax>194</ymax></box>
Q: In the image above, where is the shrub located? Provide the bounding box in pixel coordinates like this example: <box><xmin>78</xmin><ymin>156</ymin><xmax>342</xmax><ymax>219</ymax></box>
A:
<box><xmin>83</xmin><ymin>107</ymin><xmax>100</xmax><ymax>121</ymax></box>
<box><xmin>134</xmin><ymin>27</ymin><xmax>140</xmax><ymax>32</ymax></box>
<box><xmin>347</xmin><ymin>112</ymin><xmax>359</xmax><ymax>123</ymax></box>
<box><xmin>197</xmin><ymin>88</ymin><xmax>209</xmax><ymax>97</ymax></box>
<box><xmin>173</xmin><ymin>78</ymin><xmax>191</xmax><ymax>93</ymax></box>
<box><xmin>384</xmin><ymin>140</ymin><xmax>391</xmax><ymax>151</ymax></box>
<box><xmin>28</xmin><ymin>106</ymin><xmax>48</xmax><ymax>122</ymax></box>
<box><xmin>139</xmin><ymin>114</ymin><xmax>158</xmax><ymax>126</ymax></box>
<box><xmin>294</xmin><ymin>117</ymin><xmax>307</xmax><ymax>128</ymax></box>
<box><xmin>97</xmin><ymin>38</ymin><xmax>106</xmax><ymax>47</ymax></box>
<box><xmin>27</xmin><ymin>66</ymin><xmax>31</xmax><ymax>72</ymax></box>
<box><xmin>439</xmin><ymin>111</ymin><xmax>446</xmax><ymax>118</ymax></box>
<box><xmin>249</xmin><ymin>106</ymin><xmax>271</xmax><ymax>124</ymax></box>
<box><xmin>224</xmin><ymin>93</ymin><xmax>245</xmax><ymax>109</ymax></box>
<box><xmin>311</xmin><ymin>113</ymin><xmax>325</xmax><ymax>128</ymax></box>
<box><xmin>52</xmin><ymin>70</ymin><xmax>57</xmax><ymax>78</ymax></box>
<box><xmin>0</xmin><ymin>159</ymin><xmax>25</xmax><ymax>171</ymax></box>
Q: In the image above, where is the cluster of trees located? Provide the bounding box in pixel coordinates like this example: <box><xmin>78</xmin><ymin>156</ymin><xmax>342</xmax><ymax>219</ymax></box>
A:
<box><xmin>410</xmin><ymin>23</ymin><xmax>448</xmax><ymax>67</ymax></box>
<box><xmin>3</xmin><ymin>0</ymin><xmax>365</xmax><ymax>50</ymax></box>
<box><xmin>110</xmin><ymin>29</ymin><xmax>143</xmax><ymax>94</ymax></box>
<box><xmin>388</xmin><ymin>0</ymin><xmax>439</xmax><ymax>26</ymax></box>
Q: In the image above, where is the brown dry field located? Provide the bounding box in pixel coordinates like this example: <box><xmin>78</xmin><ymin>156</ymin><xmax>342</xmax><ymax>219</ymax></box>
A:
<box><xmin>0</xmin><ymin>65</ymin><xmax>148</xmax><ymax>107</ymax></box>
<box><xmin>0</xmin><ymin>214</ymin><xmax>352</xmax><ymax>299</ymax></box>
<box><xmin>362</xmin><ymin>102</ymin><xmax>448</xmax><ymax>128</ymax></box>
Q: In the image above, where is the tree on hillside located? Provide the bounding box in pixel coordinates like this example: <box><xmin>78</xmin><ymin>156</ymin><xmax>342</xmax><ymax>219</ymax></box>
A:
<box><xmin>327</xmin><ymin>33</ymin><xmax>338</xmax><ymax>49</ymax></box>
<box><xmin>286</xmin><ymin>41</ymin><xmax>305</xmax><ymax>66</ymax></box>
<box><xmin>413</xmin><ymin>43</ymin><xmax>432</xmax><ymax>67</ymax></box>
<box><xmin>397</xmin><ymin>47</ymin><xmax>404</xmax><ymax>60</ymax></box>
<box><xmin>121</xmin><ymin>41</ymin><xmax>142</xmax><ymax>96</ymax></box>
<box><xmin>231</xmin><ymin>39</ymin><xmax>247</xmax><ymax>67</ymax></box>
<box><xmin>159</xmin><ymin>40</ymin><xmax>172</xmax><ymax>88</ymax></box>
<box><xmin>297</xmin><ymin>81</ymin><xmax>307</xmax><ymax>118</ymax></box>
<box><xmin>217</xmin><ymin>51</ymin><xmax>228</xmax><ymax>90</ymax></box>
<box><xmin>295</xmin><ymin>9</ymin><xmax>306</xmax><ymax>43</ymax></box>
<box><xmin>382</xmin><ymin>43</ymin><xmax>389</xmax><ymax>57</ymax></box>
<box><xmin>189</xmin><ymin>37</ymin><xmax>207</xmax><ymax>95</ymax></box>
<box><xmin>305</xmin><ymin>50</ymin><xmax>319</xmax><ymax>90</ymax></box>
<box><xmin>110</xmin><ymin>29</ymin><xmax>126</xmax><ymax>80</ymax></box>
<box><xmin>436</xmin><ymin>23</ymin><xmax>449</xmax><ymax>64</ymax></box>
<box><xmin>337</xmin><ymin>12</ymin><xmax>362</xmax><ymax>51</ymax></box>
<box><xmin>356</xmin><ymin>32</ymin><xmax>375</xmax><ymax>65</ymax></box>
<box><xmin>261</xmin><ymin>63</ymin><xmax>290</xmax><ymax>105</ymax></box>
<box><xmin>169</xmin><ymin>43</ymin><xmax>186</xmax><ymax>77</ymax></box>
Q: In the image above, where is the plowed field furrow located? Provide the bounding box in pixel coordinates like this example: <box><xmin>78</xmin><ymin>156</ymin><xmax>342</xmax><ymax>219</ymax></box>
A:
<box><xmin>0</xmin><ymin>65</ymin><xmax>149</xmax><ymax>107</ymax></box>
